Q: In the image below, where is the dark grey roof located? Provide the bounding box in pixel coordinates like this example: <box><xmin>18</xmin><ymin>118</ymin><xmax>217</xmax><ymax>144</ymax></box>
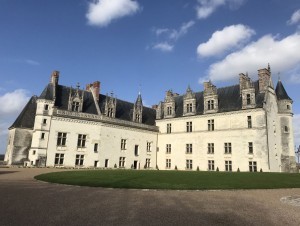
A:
<box><xmin>39</xmin><ymin>83</ymin><xmax>54</xmax><ymax>100</ymax></box>
<box><xmin>172</xmin><ymin>80</ymin><xmax>265</xmax><ymax>117</ymax></box>
<box><xmin>275</xmin><ymin>80</ymin><xmax>292</xmax><ymax>100</ymax></box>
<box><xmin>98</xmin><ymin>94</ymin><xmax>155</xmax><ymax>125</ymax></box>
<box><xmin>10</xmin><ymin>96</ymin><xmax>37</xmax><ymax>129</ymax></box>
<box><xmin>39</xmin><ymin>84</ymin><xmax>156</xmax><ymax>126</ymax></box>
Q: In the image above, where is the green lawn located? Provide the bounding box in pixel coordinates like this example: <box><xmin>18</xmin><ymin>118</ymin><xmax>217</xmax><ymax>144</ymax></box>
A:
<box><xmin>34</xmin><ymin>170</ymin><xmax>300</xmax><ymax>190</ymax></box>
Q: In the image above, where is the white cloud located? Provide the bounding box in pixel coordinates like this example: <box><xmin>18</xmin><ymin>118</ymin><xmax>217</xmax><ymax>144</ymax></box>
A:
<box><xmin>86</xmin><ymin>0</ymin><xmax>140</xmax><ymax>27</ymax></box>
<box><xmin>152</xmin><ymin>20</ymin><xmax>195</xmax><ymax>52</ymax></box>
<box><xmin>25</xmin><ymin>59</ymin><xmax>40</xmax><ymax>66</ymax></box>
<box><xmin>287</xmin><ymin>9</ymin><xmax>300</xmax><ymax>25</ymax></box>
<box><xmin>152</xmin><ymin>42</ymin><xmax>174</xmax><ymax>52</ymax></box>
<box><xmin>200</xmin><ymin>32</ymin><xmax>300</xmax><ymax>82</ymax></box>
<box><xmin>197</xmin><ymin>24</ymin><xmax>255</xmax><ymax>57</ymax></box>
<box><xmin>293</xmin><ymin>114</ymin><xmax>300</xmax><ymax>147</ymax></box>
<box><xmin>169</xmin><ymin>20</ymin><xmax>195</xmax><ymax>40</ymax></box>
<box><xmin>154</xmin><ymin>20</ymin><xmax>195</xmax><ymax>40</ymax></box>
<box><xmin>196</xmin><ymin>0</ymin><xmax>245</xmax><ymax>19</ymax></box>
<box><xmin>0</xmin><ymin>89</ymin><xmax>30</xmax><ymax>116</ymax></box>
<box><xmin>0</xmin><ymin>89</ymin><xmax>30</xmax><ymax>154</ymax></box>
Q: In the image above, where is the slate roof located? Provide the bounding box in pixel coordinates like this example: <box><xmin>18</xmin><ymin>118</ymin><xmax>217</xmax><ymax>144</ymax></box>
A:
<box><xmin>9</xmin><ymin>96</ymin><xmax>38</xmax><ymax>129</ymax></box>
<box><xmin>275</xmin><ymin>80</ymin><xmax>292</xmax><ymax>100</ymax></box>
<box><xmin>171</xmin><ymin>80</ymin><xmax>265</xmax><ymax>118</ymax></box>
<box><xmin>38</xmin><ymin>83</ymin><xmax>156</xmax><ymax>126</ymax></box>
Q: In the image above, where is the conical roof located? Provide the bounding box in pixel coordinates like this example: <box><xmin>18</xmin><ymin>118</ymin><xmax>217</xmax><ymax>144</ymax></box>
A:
<box><xmin>275</xmin><ymin>80</ymin><xmax>292</xmax><ymax>100</ymax></box>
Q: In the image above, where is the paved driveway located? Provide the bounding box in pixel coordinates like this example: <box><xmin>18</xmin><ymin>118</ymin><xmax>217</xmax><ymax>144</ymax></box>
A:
<box><xmin>1</xmin><ymin>168</ymin><xmax>300</xmax><ymax>226</ymax></box>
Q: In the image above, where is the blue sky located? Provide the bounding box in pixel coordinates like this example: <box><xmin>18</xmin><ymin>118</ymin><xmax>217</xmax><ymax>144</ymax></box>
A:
<box><xmin>1</xmin><ymin>0</ymin><xmax>300</xmax><ymax>154</ymax></box>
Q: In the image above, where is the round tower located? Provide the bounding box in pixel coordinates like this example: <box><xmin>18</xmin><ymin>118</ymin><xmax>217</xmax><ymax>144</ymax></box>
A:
<box><xmin>275</xmin><ymin>80</ymin><xmax>296</xmax><ymax>172</ymax></box>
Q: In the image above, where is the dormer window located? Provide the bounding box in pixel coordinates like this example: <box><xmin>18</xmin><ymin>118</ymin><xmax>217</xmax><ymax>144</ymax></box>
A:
<box><xmin>246</xmin><ymin>94</ymin><xmax>251</xmax><ymax>105</ymax></box>
<box><xmin>72</xmin><ymin>101</ymin><xmax>80</xmax><ymax>111</ymax></box>
<box><xmin>44</xmin><ymin>104</ymin><xmax>49</xmax><ymax>111</ymax></box>
<box><xmin>135</xmin><ymin>114</ymin><xmax>140</xmax><ymax>122</ymax></box>
<box><xmin>167</xmin><ymin>106</ymin><xmax>172</xmax><ymax>115</ymax></box>
<box><xmin>107</xmin><ymin>108</ymin><xmax>114</xmax><ymax>117</ymax></box>
<box><xmin>186</xmin><ymin>103</ymin><xmax>192</xmax><ymax>113</ymax></box>
<box><xmin>208</xmin><ymin>100</ymin><xmax>214</xmax><ymax>110</ymax></box>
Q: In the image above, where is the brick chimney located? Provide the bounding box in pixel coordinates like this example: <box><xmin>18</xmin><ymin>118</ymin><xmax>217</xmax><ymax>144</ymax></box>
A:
<box><xmin>50</xmin><ymin>70</ymin><xmax>59</xmax><ymax>85</ymax></box>
<box><xmin>86</xmin><ymin>81</ymin><xmax>100</xmax><ymax>101</ymax></box>
<box><xmin>258</xmin><ymin>67</ymin><xmax>271</xmax><ymax>93</ymax></box>
<box><xmin>93</xmin><ymin>81</ymin><xmax>100</xmax><ymax>101</ymax></box>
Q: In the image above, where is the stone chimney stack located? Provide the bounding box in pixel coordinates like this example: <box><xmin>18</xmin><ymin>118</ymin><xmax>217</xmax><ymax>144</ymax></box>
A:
<box><xmin>93</xmin><ymin>81</ymin><xmax>100</xmax><ymax>101</ymax></box>
<box><xmin>50</xmin><ymin>70</ymin><xmax>59</xmax><ymax>85</ymax></box>
<box><xmin>258</xmin><ymin>66</ymin><xmax>271</xmax><ymax>93</ymax></box>
<box><xmin>86</xmin><ymin>81</ymin><xmax>100</xmax><ymax>101</ymax></box>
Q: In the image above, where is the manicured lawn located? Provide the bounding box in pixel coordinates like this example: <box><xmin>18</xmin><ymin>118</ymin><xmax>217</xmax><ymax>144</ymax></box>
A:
<box><xmin>35</xmin><ymin>170</ymin><xmax>300</xmax><ymax>190</ymax></box>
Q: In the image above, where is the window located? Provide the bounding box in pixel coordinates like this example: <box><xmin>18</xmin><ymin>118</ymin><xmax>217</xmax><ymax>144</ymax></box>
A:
<box><xmin>224</xmin><ymin>143</ymin><xmax>232</xmax><ymax>154</ymax></box>
<box><xmin>208</xmin><ymin>100</ymin><xmax>214</xmax><ymax>110</ymax></box>
<box><xmin>248</xmin><ymin>142</ymin><xmax>253</xmax><ymax>154</ymax></box>
<box><xmin>145</xmin><ymin>158</ymin><xmax>151</xmax><ymax>168</ymax></box>
<box><xmin>134</xmin><ymin>145</ymin><xmax>139</xmax><ymax>156</ymax></box>
<box><xmin>94</xmin><ymin>143</ymin><xmax>98</xmax><ymax>153</ymax></box>
<box><xmin>246</xmin><ymin>94</ymin><xmax>251</xmax><ymax>105</ymax></box>
<box><xmin>186</xmin><ymin>103</ymin><xmax>193</xmax><ymax>113</ymax></box>
<box><xmin>135</xmin><ymin>114</ymin><xmax>140</xmax><ymax>122</ymax></box>
<box><xmin>121</xmin><ymin>139</ymin><xmax>127</xmax><ymax>150</ymax></box>
<box><xmin>208</xmin><ymin>143</ymin><xmax>214</xmax><ymax>154</ymax></box>
<box><xmin>167</xmin><ymin>106</ymin><xmax>172</xmax><ymax>115</ymax></box>
<box><xmin>119</xmin><ymin>157</ymin><xmax>125</xmax><ymax>168</ymax></box>
<box><xmin>186</xmin><ymin>159</ymin><xmax>193</xmax><ymax>169</ymax></box>
<box><xmin>77</xmin><ymin>134</ymin><xmax>87</xmax><ymax>148</ymax></box>
<box><xmin>72</xmin><ymin>101</ymin><xmax>80</xmax><ymax>111</ymax></box>
<box><xmin>41</xmin><ymin>132</ymin><xmax>45</xmax><ymax>140</ymax></box>
<box><xmin>186</xmin><ymin>144</ymin><xmax>192</xmax><ymax>154</ymax></box>
<box><xmin>108</xmin><ymin>108</ymin><xmax>114</xmax><ymax>117</ymax></box>
<box><xmin>166</xmin><ymin>144</ymin><xmax>171</xmax><ymax>154</ymax></box>
<box><xmin>225</xmin><ymin>161</ymin><xmax>232</xmax><ymax>171</ymax></box>
<box><xmin>287</xmin><ymin>105</ymin><xmax>290</xmax><ymax>110</ymax></box>
<box><xmin>284</xmin><ymin>126</ymin><xmax>289</xmax><ymax>133</ymax></box>
<box><xmin>208</xmin><ymin>119</ymin><xmax>214</xmax><ymax>131</ymax></box>
<box><xmin>208</xmin><ymin>160</ymin><xmax>215</xmax><ymax>171</ymax></box>
<box><xmin>247</xmin><ymin>116</ymin><xmax>252</xmax><ymax>128</ymax></box>
<box><xmin>166</xmin><ymin>159</ymin><xmax>171</xmax><ymax>169</ymax></box>
<box><xmin>186</xmin><ymin>121</ymin><xmax>192</xmax><ymax>132</ymax></box>
<box><xmin>42</xmin><ymin>119</ymin><xmax>47</xmax><ymax>125</ymax></box>
<box><xmin>249</xmin><ymin>161</ymin><xmax>257</xmax><ymax>172</ymax></box>
<box><xmin>75</xmin><ymin>154</ymin><xmax>84</xmax><ymax>166</ymax></box>
<box><xmin>147</xmin><ymin>142</ymin><xmax>151</xmax><ymax>152</ymax></box>
<box><xmin>105</xmin><ymin>159</ymin><xmax>109</xmax><ymax>168</ymax></box>
<box><xmin>57</xmin><ymin>132</ymin><xmax>67</xmax><ymax>146</ymax></box>
<box><xmin>54</xmin><ymin>153</ymin><xmax>64</xmax><ymax>166</ymax></box>
<box><xmin>32</xmin><ymin>150</ymin><xmax>36</xmax><ymax>155</ymax></box>
<box><xmin>44</xmin><ymin>104</ymin><xmax>49</xmax><ymax>110</ymax></box>
<box><xmin>167</xmin><ymin>123</ymin><xmax>172</xmax><ymax>133</ymax></box>
<box><xmin>94</xmin><ymin>161</ymin><xmax>98</xmax><ymax>167</ymax></box>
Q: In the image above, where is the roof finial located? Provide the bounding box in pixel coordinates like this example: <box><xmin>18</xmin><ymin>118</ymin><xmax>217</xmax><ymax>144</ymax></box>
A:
<box><xmin>278</xmin><ymin>72</ymin><xmax>281</xmax><ymax>81</ymax></box>
<box><xmin>268</xmin><ymin>63</ymin><xmax>271</xmax><ymax>73</ymax></box>
<box><xmin>138</xmin><ymin>84</ymin><xmax>141</xmax><ymax>95</ymax></box>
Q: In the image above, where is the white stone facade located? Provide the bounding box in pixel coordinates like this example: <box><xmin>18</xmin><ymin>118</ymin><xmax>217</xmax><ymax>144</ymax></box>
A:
<box><xmin>4</xmin><ymin>67</ymin><xmax>297</xmax><ymax>172</ymax></box>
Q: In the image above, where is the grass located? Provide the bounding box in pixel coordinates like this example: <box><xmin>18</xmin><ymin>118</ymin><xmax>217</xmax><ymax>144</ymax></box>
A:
<box><xmin>34</xmin><ymin>170</ymin><xmax>300</xmax><ymax>190</ymax></box>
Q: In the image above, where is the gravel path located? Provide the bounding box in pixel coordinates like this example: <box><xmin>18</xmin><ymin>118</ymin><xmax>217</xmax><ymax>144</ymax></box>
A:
<box><xmin>1</xmin><ymin>167</ymin><xmax>300</xmax><ymax>226</ymax></box>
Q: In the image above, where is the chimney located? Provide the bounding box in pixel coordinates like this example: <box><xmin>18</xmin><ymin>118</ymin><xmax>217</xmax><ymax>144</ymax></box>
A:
<box><xmin>92</xmin><ymin>81</ymin><xmax>100</xmax><ymax>101</ymax></box>
<box><xmin>50</xmin><ymin>70</ymin><xmax>59</xmax><ymax>85</ymax></box>
<box><xmin>258</xmin><ymin>67</ymin><xmax>271</xmax><ymax>93</ymax></box>
<box><xmin>152</xmin><ymin>104</ymin><xmax>158</xmax><ymax>109</ymax></box>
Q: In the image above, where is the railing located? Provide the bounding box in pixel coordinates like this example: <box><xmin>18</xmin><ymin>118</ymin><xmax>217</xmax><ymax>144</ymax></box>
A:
<box><xmin>53</xmin><ymin>109</ymin><xmax>158</xmax><ymax>132</ymax></box>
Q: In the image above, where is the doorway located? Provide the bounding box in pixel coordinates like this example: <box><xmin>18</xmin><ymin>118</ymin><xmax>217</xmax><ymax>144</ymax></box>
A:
<box><xmin>133</xmin><ymin>160</ymin><xmax>138</xmax><ymax>169</ymax></box>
